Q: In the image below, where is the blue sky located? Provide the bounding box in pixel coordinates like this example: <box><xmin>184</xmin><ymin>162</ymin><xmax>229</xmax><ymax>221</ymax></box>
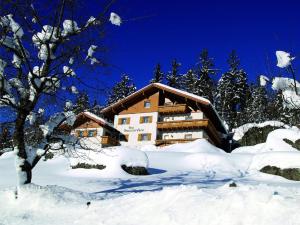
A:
<box><xmin>96</xmin><ymin>0</ymin><xmax>300</xmax><ymax>92</ymax></box>
<box><xmin>1</xmin><ymin>0</ymin><xmax>300</xmax><ymax>123</ymax></box>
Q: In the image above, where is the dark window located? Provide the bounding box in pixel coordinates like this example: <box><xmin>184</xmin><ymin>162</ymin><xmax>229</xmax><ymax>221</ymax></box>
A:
<box><xmin>144</xmin><ymin>101</ymin><xmax>151</xmax><ymax>108</ymax></box>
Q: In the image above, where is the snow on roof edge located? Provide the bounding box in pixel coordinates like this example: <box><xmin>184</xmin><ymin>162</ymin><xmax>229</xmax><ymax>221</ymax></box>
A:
<box><xmin>82</xmin><ymin>111</ymin><xmax>116</xmax><ymax>130</ymax></box>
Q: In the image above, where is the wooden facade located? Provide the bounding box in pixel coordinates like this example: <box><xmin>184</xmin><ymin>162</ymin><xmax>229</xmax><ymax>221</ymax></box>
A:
<box><xmin>68</xmin><ymin>112</ymin><xmax>121</xmax><ymax>147</ymax></box>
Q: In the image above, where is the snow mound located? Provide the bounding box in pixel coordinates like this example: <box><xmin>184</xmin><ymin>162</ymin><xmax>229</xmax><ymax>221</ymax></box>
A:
<box><xmin>69</xmin><ymin>147</ymin><xmax>149</xmax><ymax>178</ymax></box>
<box><xmin>250</xmin><ymin>152</ymin><xmax>300</xmax><ymax>171</ymax></box>
<box><xmin>183</xmin><ymin>153</ymin><xmax>241</xmax><ymax>177</ymax></box>
<box><xmin>160</xmin><ymin>139</ymin><xmax>224</xmax><ymax>154</ymax></box>
<box><xmin>233</xmin><ymin>121</ymin><xmax>287</xmax><ymax>141</ymax></box>
<box><xmin>264</xmin><ymin>128</ymin><xmax>300</xmax><ymax>152</ymax></box>
<box><xmin>233</xmin><ymin>127</ymin><xmax>300</xmax><ymax>153</ymax></box>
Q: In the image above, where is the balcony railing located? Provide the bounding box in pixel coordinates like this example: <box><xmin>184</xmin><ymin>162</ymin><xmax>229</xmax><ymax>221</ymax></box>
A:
<box><xmin>101</xmin><ymin>136</ymin><xmax>119</xmax><ymax>146</ymax></box>
<box><xmin>158</xmin><ymin>104</ymin><xmax>189</xmax><ymax>114</ymax></box>
<box><xmin>157</xmin><ymin>119</ymin><xmax>209</xmax><ymax>130</ymax></box>
<box><xmin>155</xmin><ymin>138</ymin><xmax>198</xmax><ymax>146</ymax></box>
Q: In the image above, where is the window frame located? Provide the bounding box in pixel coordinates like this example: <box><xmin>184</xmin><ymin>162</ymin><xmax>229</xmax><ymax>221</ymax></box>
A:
<box><xmin>78</xmin><ymin>130</ymin><xmax>84</xmax><ymax>137</ymax></box>
<box><xmin>88</xmin><ymin>130</ymin><xmax>96</xmax><ymax>137</ymax></box>
<box><xmin>121</xmin><ymin>118</ymin><xmax>127</xmax><ymax>125</ymax></box>
<box><xmin>184</xmin><ymin>134</ymin><xmax>193</xmax><ymax>139</ymax></box>
<box><xmin>144</xmin><ymin>101</ymin><xmax>151</xmax><ymax>108</ymax></box>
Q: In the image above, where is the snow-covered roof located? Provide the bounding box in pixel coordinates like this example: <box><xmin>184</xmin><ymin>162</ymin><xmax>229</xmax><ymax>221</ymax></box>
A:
<box><xmin>78</xmin><ymin>111</ymin><xmax>116</xmax><ymax>131</ymax></box>
<box><xmin>153</xmin><ymin>83</ymin><xmax>211</xmax><ymax>105</ymax></box>
<box><xmin>101</xmin><ymin>83</ymin><xmax>228</xmax><ymax>133</ymax></box>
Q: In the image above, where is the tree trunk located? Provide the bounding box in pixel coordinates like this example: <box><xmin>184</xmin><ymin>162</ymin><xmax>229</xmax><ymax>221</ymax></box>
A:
<box><xmin>13</xmin><ymin>111</ymin><xmax>32</xmax><ymax>185</ymax></box>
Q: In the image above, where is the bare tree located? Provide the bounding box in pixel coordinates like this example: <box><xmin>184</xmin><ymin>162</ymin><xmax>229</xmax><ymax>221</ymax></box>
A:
<box><xmin>0</xmin><ymin>0</ymin><xmax>120</xmax><ymax>185</ymax></box>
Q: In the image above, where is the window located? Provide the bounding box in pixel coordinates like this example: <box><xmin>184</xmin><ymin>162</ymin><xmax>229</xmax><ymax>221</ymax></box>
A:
<box><xmin>141</xmin><ymin>134</ymin><xmax>148</xmax><ymax>141</ymax></box>
<box><xmin>118</xmin><ymin>117</ymin><xmax>130</xmax><ymax>125</ymax></box>
<box><xmin>77</xmin><ymin>130</ymin><xmax>84</xmax><ymax>137</ymax></box>
<box><xmin>185</xmin><ymin>115</ymin><xmax>193</xmax><ymax>120</ymax></box>
<box><xmin>144</xmin><ymin>101</ymin><xmax>151</xmax><ymax>108</ymax></box>
<box><xmin>140</xmin><ymin>116</ymin><xmax>152</xmax><ymax>124</ymax></box>
<box><xmin>88</xmin><ymin>130</ymin><xmax>96</xmax><ymax>137</ymax></box>
<box><xmin>184</xmin><ymin>134</ymin><xmax>193</xmax><ymax>139</ymax></box>
<box><xmin>138</xmin><ymin>133</ymin><xmax>151</xmax><ymax>141</ymax></box>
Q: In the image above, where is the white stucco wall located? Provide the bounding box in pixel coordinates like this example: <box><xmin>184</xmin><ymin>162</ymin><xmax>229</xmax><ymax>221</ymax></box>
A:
<box><xmin>158</xmin><ymin>129</ymin><xmax>204</xmax><ymax>140</ymax></box>
<box><xmin>159</xmin><ymin>112</ymin><xmax>204</xmax><ymax>122</ymax></box>
<box><xmin>114</xmin><ymin>112</ymin><xmax>158</xmax><ymax>145</ymax></box>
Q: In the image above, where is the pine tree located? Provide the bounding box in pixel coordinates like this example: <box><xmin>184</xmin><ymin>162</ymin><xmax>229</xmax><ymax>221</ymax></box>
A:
<box><xmin>216</xmin><ymin>51</ymin><xmax>240</xmax><ymax>129</ymax></box>
<box><xmin>91</xmin><ymin>100</ymin><xmax>104</xmax><ymax>116</ymax></box>
<box><xmin>150</xmin><ymin>63</ymin><xmax>164</xmax><ymax>83</ymax></box>
<box><xmin>107</xmin><ymin>74</ymin><xmax>136</xmax><ymax>105</ymax></box>
<box><xmin>166</xmin><ymin>59</ymin><xmax>182</xmax><ymax>89</ymax></box>
<box><xmin>195</xmin><ymin>49</ymin><xmax>217</xmax><ymax>103</ymax></box>
<box><xmin>216</xmin><ymin>51</ymin><xmax>250</xmax><ymax>129</ymax></box>
<box><xmin>73</xmin><ymin>92</ymin><xmax>90</xmax><ymax>114</ymax></box>
<box><xmin>249</xmin><ymin>84</ymin><xmax>268</xmax><ymax>123</ymax></box>
<box><xmin>241</xmin><ymin>83</ymin><xmax>255</xmax><ymax>124</ymax></box>
<box><xmin>182</xmin><ymin>69</ymin><xmax>198</xmax><ymax>94</ymax></box>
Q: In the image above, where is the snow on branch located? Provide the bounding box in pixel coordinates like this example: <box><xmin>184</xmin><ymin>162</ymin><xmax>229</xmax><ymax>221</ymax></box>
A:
<box><xmin>276</xmin><ymin>51</ymin><xmax>295</xmax><ymax>68</ymax></box>
<box><xmin>259</xmin><ymin>75</ymin><xmax>270</xmax><ymax>86</ymax></box>
<box><xmin>0</xmin><ymin>14</ymin><xmax>24</xmax><ymax>38</ymax></box>
<box><xmin>40</xmin><ymin>111</ymin><xmax>76</xmax><ymax>137</ymax></box>
<box><xmin>272</xmin><ymin>77</ymin><xmax>300</xmax><ymax>108</ymax></box>
<box><xmin>109</xmin><ymin>12</ymin><xmax>122</xmax><ymax>26</ymax></box>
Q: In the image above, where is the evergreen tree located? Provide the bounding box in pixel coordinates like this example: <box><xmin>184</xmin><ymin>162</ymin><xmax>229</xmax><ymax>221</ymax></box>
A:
<box><xmin>249</xmin><ymin>84</ymin><xmax>268</xmax><ymax>123</ymax></box>
<box><xmin>73</xmin><ymin>92</ymin><xmax>90</xmax><ymax>114</ymax></box>
<box><xmin>166</xmin><ymin>59</ymin><xmax>182</xmax><ymax>89</ymax></box>
<box><xmin>107</xmin><ymin>74</ymin><xmax>136</xmax><ymax>105</ymax></box>
<box><xmin>150</xmin><ymin>63</ymin><xmax>164</xmax><ymax>83</ymax></box>
<box><xmin>91</xmin><ymin>100</ymin><xmax>104</xmax><ymax>116</ymax></box>
<box><xmin>216</xmin><ymin>52</ymin><xmax>238</xmax><ymax>130</ymax></box>
<box><xmin>195</xmin><ymin>49</ymin><xmax>217</xmax><ymax>103</ymax></box>
<box><xmin>182</xmin><ymin>69</ymin><xmax>198</xmax><ymax>94</ymax></box>
<box><xmin>216</xmin><ymin>51</ymin><xmax>249</xmax><ymax>129</ymax></box>
<box><xmin>236</xmin><ymin>82</ymin><xmax>254</xmax><ymax>125</ymax></box>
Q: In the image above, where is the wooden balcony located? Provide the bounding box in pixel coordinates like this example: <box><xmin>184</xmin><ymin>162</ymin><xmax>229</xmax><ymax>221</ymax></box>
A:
<box><xmin>156</xmin><ymin>138</ymin><xmax>198</xmax><ymax>146</ymax></box>
<box><xmin>157</xmin><ymin>119</ymin><xmax>222</xmax><ymax>146</ymax></box>
<box><xmin>157</xmin><ymin>119</ymin><xmax>209</xmax><ymax>130</ymax></box>
<box><xmin>158</xmin><ymin>104</ymin><xmax>189</xmax><ymax>114</ymax></box>
<box><xmin>101</xmin><ymin>136</ymin><xmax>119</xmax><ymax>146</ymax></box>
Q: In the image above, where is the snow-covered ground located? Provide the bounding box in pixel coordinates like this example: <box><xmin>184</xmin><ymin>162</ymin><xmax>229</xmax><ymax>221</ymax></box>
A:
<box><xmin>1</xmin><ymin>127</ymin><xmax>300</xmax><ymax>225</ymax></box>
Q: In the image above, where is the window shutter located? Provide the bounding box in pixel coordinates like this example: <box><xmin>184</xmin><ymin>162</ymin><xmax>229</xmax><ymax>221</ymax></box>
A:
<box><xmin>127</xmin><ymin>118</ymin><xmax>130</xmax><ymax>124</ymax></box>
<box><xmin>139</xmin><ymin>117</ymin><xmax>143</xmax><ymax>124</ymax></box>
<box><xmin>138</xmin><ymin>134</ymin><xmax>142</xmax><ymax>141</ymax></box>
<box><xmin>118</xmin><ymin>118</ymin><xmax>122</xmax><ymax>125</ymax></box>
<box><xmin>83</xmin><ymin>130</ymin><xmax>88</xmax><ymax>137</ymax></box>
<box><xmin>149</xmin><ymin>116</ymin><xmax>152</xmax><ymax>123</ymax></box>
<box><xmin>147</xmin><ymin>133</ymin><xmax>151</xmax><ymax>140</ymax></box>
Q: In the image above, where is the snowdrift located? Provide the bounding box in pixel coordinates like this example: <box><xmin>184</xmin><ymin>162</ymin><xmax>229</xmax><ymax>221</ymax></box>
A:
<box><xmin>69</xmin><ymin>147</ymin><xmax>149</xmax><ymax>178</ymax></box>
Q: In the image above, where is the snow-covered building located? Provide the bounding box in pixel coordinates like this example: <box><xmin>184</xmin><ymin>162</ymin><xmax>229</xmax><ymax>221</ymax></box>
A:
<box><xmin>66</xmin><ymin>111</ymin><xmax>120</xmax><ymax>147</ymax></box>
<box><xmin>101</xmin><ymin>83</ymin><xmax>228</xmax><ymax>148</ymax></box>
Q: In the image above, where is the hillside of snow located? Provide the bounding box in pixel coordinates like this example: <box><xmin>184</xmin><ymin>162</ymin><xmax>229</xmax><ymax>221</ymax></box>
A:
<box><xmin>0</xmin><ymin>127</ymin><xmax>300</xmax><ymax>225</ymax></box>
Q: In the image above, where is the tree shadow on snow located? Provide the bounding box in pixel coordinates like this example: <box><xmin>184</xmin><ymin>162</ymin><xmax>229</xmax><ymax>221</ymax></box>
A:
<box><xmin>94</xmin><ymin>171</ymin><xmax>233</xmax><ymax>198</ymax></box>
<box><xmin>147</xmin><ymin>168</ymin><xmax>166</xmax><ymax>175</ymax></box>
